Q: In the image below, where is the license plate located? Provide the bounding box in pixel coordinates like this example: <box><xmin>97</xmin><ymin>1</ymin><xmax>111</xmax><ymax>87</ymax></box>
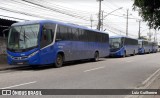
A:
<box><xmin>17</xmin><ymin>62</ymin><xmax>24</xmax><ymax>65</ymax></box>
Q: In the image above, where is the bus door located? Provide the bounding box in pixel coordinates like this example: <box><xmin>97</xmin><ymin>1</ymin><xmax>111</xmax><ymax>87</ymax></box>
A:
<box><xmin>40</xmin><ymin>24</ymin><xmax>55</xmax><ymax>64</ymax></box>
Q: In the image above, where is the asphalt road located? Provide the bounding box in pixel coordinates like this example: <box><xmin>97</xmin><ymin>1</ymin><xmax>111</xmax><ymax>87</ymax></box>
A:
<box><xmin>0</xmin><ymin>53</ymin><xmax>160</xmax><ymax>98</ymax></box>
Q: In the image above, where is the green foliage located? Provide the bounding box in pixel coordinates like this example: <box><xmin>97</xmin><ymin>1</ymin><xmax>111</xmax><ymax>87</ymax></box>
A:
<box><xmin>133</xmin><ymin>0</ymin><xmax>160</xmax><ymax>29</ymax></box>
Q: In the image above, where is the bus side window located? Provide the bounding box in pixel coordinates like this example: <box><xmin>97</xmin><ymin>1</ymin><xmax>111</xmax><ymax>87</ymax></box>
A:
<box><xmin>56</xmin><ymin>25</ymin><xmax>68</xmax><ymax>41</ymax></box>
<box><xmin>41</xmin><ymin>27</ymin><xmax>53</xmax><ymax>48</ymax></box>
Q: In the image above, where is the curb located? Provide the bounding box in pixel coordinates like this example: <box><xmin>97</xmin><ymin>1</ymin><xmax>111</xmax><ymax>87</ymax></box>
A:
<box><xmin>0</xmin><ymin>64</ymin><xmax>28</xmax><ymax>71</ymax></box>
<box><xmin>125</xmin><ymin>68</ymin><xmax>160</xmax><ymax>98</ymax></box>
<box><xmin>0</xmin><ymin>66</ymin><xmax>17</xmax><ymax>71</ymax></box>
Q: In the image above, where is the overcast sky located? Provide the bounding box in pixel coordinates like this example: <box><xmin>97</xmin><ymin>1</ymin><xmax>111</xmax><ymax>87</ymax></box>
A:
<box><xmin>0</xmin><ymin>0</ymin><xmax>159</xmax><ymax>42</ymax></box>
<box><xmin>44</xmin><ymin>0</ymin><xmax>158</xmax><ymax>41</ymax></box>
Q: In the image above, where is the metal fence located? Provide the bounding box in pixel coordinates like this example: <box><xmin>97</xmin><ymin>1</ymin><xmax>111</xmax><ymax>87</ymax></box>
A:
<box><xmin>0</xmin><ymin>37</ymin><xmax>6</xmax><ymax>54</ymax></box>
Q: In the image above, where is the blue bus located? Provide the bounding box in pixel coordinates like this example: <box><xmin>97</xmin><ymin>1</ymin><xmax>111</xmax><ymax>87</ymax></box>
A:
<box><xmin>138</xmin><ymin>40</ymin><xmax>152</xmax><ymax>54</ymax></box>
<box><xmin>151</xmin><ymin>42</ymin><xmax>158</xmax><ymax>53</ymax></box>
<box><xmin>109</xmin><ymin>36</ymin><xmax>138</xmax><ymax>57</ymax></box>
<box><xmin>7</xmin><ymin>20</ymin><xmax>110</xmax><ymax>67</ymax></box>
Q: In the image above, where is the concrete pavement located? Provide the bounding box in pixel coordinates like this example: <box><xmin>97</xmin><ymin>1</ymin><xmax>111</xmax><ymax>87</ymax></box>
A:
<box><xmin>0</xmin><ymin>53</ymin><xmax>160</xmax><ymax>98</ymax></box>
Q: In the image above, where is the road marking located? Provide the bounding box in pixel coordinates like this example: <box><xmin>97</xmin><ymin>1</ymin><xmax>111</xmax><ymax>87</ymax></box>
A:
<box><xmin>141</xmin><ymin>68</ymin><xmax>160</xmax><ymax>88</ymax></box>
<box><xmin>125</xmin><ymin>68</ymin><xmax>160</xmax><ymax>98</ymax></box>
<box><xmin>84</xmin><ymin>67</ymin><xmax>105</xmax><ymax>72</ymax></box>
<box><xmin>0</xmin><ymin>81</ymin><xmax>37</xmax><ymax>89</ymax></box>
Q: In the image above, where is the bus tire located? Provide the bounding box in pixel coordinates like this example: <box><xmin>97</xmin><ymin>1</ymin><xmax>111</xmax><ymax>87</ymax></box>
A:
<box><xmin>132</xmin><ymin>50</ymin><xmax>135</xmax><ymax>56</ymax></box>
<box><xmin>55</xmin><ymin>53</ymin><xmax>64</xmax><ymax>68</ymax></box>
<box><xmin>93</xmin><ymin>51</ymin><xmax>99</xmax><ymax>62</ymax></box>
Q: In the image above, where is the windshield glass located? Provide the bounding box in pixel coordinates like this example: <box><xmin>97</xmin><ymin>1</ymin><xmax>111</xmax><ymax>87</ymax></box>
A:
<box><xmin>109</xmin><ymin>38</ymin><xmax>122</xmax><ymax>49</ymax></box>
<box><xmin>138</xmin><ymin>41</ymin><xmax>142</xmax><ymax>48</ymax></box>
<box><xmin>8</xmin><ymin>24</ymin><xmax>40</xmax><ymax>52</ymax></box>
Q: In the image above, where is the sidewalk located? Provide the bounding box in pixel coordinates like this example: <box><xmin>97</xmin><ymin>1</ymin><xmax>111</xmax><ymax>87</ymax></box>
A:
<box><xmin>129</xmin><ymin>69</ymin><xmax>160</xmax><ymax>98</ymax></box>
<box><xmin>141</xmin><ymin>74</ymin><xmax>160</xmax><ymax>98</ymax></box>
<box><xmin>0</xmin><ymin>54</ymin><xmax>7</xmax><ymax>64</ymax></box>
<box><xmin>0</xmin><ymin>54</ymin><xmax>15</xmax><ymax>70</ymax></box>
<box><xmin>0</xmin><ymin>63</ymin><xmax>12</xmax><ymax>70</ymax></box>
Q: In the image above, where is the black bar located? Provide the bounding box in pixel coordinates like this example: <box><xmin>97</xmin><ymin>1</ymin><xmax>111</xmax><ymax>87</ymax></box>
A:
<box><xmin>0</xmin><ymin>89</ymin><xmax>160</xmax><ymax>95</ymax></box>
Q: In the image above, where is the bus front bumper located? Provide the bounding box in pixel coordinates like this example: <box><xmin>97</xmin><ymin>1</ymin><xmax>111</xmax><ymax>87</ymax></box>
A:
<box><xmin>7</xmin><ymin>52</ymin><xmax>40</xmax><ymax>66</ymax></box>
<box><xmin>138</xmin><ymin>48</ymin><xmax>145</xmax><ymax>54</ymax></box>
<box><xmin>110</xmin><ymin>51</ymin><xmax>123</xmax><ymax>57</ymax></box>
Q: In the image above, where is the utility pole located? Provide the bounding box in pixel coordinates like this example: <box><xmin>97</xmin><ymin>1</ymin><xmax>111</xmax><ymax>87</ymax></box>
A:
<box><xmin>154</xmin><ymin>29</ymin><xmax>157</xmax><ymax>42</ymax></box>
<box><xmin>148</xmin><ymin>29</ymin><xmax>152</xmax><ymax>41</ymax></box>
<box><xmin>126</xmin><ymin>9</ymin><xmax>129</xmax><ymax>36</ymax></box>
<box><xmin>97</xmin><ymin>0</ymin><xmax>103</xmax><ymax>30</ymax></box>
<box><xmin>155</xmin><ymin>30</ymin><xmax>157</xmax><ymax>42</ymax></box>
<box><xmin>90</xmin><ymin>14</ymin><xmax>93</xmax><ymax>29</ymax></box>
<box><xmin>138</xmin><ymin>20</ymin><xmax>141</xmax><ymax>39</ymax></box>
<box><xmin>101</xmin><ymin>11</ymin><xmax>104</xmax><ymax>31</ymax></box>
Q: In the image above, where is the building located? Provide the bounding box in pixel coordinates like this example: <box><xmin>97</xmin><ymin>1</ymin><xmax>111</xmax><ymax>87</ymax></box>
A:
<box><xmin>0</xmin><ymin>18</ymin><xmax>17</xmax><ymax>54</ymax></box>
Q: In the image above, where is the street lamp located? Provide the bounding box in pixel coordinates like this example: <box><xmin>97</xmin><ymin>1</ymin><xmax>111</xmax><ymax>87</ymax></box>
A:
<box><xmin>103</xmin><ymin>7</ymin><xmax>123</xmax><ymax>19</ymax></box>
<box><xmin>136</xmin><ymin>19</ymin><xmax>142</xmax><ymax>39</ymax></box>
<box><xmin>101</xmin><ymin>7</ymin><xmax>123</xmax><ymax>31</ymax></box>
<box><xmin>138</xmin><ymin>28</ymin><xmax>148</xmax><ymax>40</ymax></box>
<box><xmin>140</xmin><ymin>28</ymin><xmax>149</xmax><ymax>34</ymax></box>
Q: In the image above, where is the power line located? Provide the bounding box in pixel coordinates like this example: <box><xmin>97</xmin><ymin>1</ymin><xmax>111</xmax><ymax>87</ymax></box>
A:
<box><xmin>42</xmin><ymin>0</ymin><xmax>94</xmax><ymax>15</ymax></box>
<box><xmin>0</xmin><ymin>2</ymin><xmax>88</xmax><ymax>24</ymax></box>
<box><xmin>0</xmin><ymin>0</ymin><xmax>92</xmax><ymax>25</ymax></box>
<box><xmin>103</xmin><ymin>10</ymin><xmax>140</xmax><ymax>20</ymax></box>
<box><xmin>103</xmin><ymin>23</ymin><xmax>137</xmax><ymax>37</ymax></box>
<box><xmin>103</xmin><ymin>1</ymin><xmax>126</xmax><ymax>16</ymax></box>
<box><xmin>9</xmin><ymin>0</ymin><xmax>90</xmax><ymax>21</ymax></box>
<box><xmin>21</xmin><ymin>0</ymin><xmax>90</xmax><ymax>21</ymax></box>
<box><xmin>0</xmin><ymin>14</ymin><xmax>28</xmax><ymax>21</ymax></box>
<box><xmin>104</xmin><ymin>0</ymin><xmax>140</xmax><ymax>20</ymax></box>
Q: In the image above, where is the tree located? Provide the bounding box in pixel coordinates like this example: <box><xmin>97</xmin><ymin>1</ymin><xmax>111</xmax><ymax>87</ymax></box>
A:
<box><xmin>133</xmin><ymin>0</ymin><xmax>160</xmax><ymax>29</ymax></box>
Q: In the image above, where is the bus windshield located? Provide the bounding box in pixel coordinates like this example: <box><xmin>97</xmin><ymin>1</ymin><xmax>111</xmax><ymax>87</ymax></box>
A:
<box><xmin>8</xmin><ymin>24</ymin><xmax>40</xmax><ymax>52</ymax></box>
<box><xmin>109</xmin><ymin>38</ymin><xmax>122</xmax><ymax>49</ymax></box>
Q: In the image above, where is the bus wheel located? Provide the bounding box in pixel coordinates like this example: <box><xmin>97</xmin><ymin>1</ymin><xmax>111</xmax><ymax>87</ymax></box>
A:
<box><xmin>93</xmin><ymin>52</ymin><xmax>99</xmax><ymax>62</ymax></box>
<box><xmin>133</xmin><ymin>50</ymin><xmax>135</xmax><ymax>56</ymax></box>
<box><xmin>55</xmin><ymin>54</ymin><xmax>63</xmax><ymax>68</ymax></box>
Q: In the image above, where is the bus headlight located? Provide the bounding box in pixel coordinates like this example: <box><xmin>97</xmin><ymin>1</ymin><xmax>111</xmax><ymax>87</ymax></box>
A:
<box><xmin>28</xmin><ymin>51</ymin><xmax>39</xmax><ymax>58</ymax></box>
<box><xmin>7</xmin><ymin>53</ymin><xmax>13</xmax><ymax>58</ymax></box>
